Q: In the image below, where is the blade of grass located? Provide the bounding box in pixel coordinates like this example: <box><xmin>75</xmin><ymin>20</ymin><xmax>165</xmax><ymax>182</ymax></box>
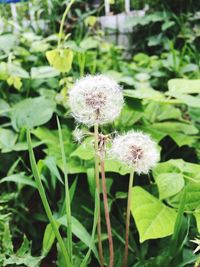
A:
<box><xmin>80</xmin><ymin>189</ymin><xmax>99</xmax><ymax>267</ymax></box>
<box><xmin>57</xmin><ymin>116</ymin><xmax>73</xmax><ymax>262</ymax></box>
<box><xmin>26</xmin><ymin>130</ymin><xmax>72</xmax><ymax>267</ymax></box>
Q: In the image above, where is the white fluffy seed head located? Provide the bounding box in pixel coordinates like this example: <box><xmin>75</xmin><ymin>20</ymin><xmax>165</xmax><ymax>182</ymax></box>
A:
<box><xmin>109</xmin><ymin>131</ymin><xmax>159</xmax><ymax>174</ymax></box>
<box><xmin>68</xmin><ymin>75</ymin><xmax>123</xmax><ymax>126</ymax></box>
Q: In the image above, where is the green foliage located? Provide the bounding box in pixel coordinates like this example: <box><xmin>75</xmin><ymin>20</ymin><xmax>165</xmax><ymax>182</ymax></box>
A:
<box><xmin>131</xmin><ymin>186</ymin><xmax>177</xmax><ymax>242</ymax></box>
<box><xmin>0</xmin><ymin>1</ymin><xmax>199</xmax><ymax>266</ymax></box>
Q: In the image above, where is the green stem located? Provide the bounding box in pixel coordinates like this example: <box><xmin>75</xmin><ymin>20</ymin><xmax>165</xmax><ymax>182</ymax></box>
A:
<box><xmin>94</xmin><ymin>124</ymin><xmax>104</xmax><ymax>267</ymax></box>
<box><xmin>122</xmin><ymin>171</ymin><xmax>134</xmax><ymax>267</ymax></box>
<box><xmin>100</xmin><ymin>159</ymin><xmax>114</xmax><ymax>267</ymax></box>
<box><xmin>58</xmin><ymin>0</ymin><xmax>75</xmax><ymax>47</ymax></box>
<box><xmin>27</xmin><ymin>131</ymin><xmax>72</xmax><ymax>267</ymax></box>
<box><xmin>57</xmin><ymin>117</ymin><xmax>73</xmax><ymax>262</ymax></box>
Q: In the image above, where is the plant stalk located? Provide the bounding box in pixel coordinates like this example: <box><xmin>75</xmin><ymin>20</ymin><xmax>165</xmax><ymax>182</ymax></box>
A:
<box><xmin>94</xmin><ymin>124</ymin><xmax>104</xmax><ymax>267</ymax></box>
<box><xmin>122</xmin><ymin>171</ymin><xmax>134</xmax><ymax>267</ymax></box>
<box><xmin>100</xmin><ymin>159</ymin><xmax>114</xmax><ymax>267</ymax></box>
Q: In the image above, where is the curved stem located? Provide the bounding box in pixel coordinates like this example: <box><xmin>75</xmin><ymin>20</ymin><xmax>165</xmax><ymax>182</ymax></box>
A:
<box><xmin>100</xmin><ymin>160</ymin><xmax>114</xmax><ymax>267</ymax></box>
<box><xmin>94</xmin><ymin>124</ymin><xmax>104</xmax><ymax>267</ymax></box>
<box><xmin>122</xmin><ymin>171</ymin><xmax>134</xmax><ymax>267</ymax></box>
<box><xmin>58</xmin><ymin>0</ymin><xmax>75</xmax><ymax>47</ymax></box>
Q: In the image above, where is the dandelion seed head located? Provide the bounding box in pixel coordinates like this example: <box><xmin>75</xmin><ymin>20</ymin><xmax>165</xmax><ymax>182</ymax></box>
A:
<box><xmin>68</xmin><ymin>75</ymin><xmax>123</xmax><ymax>126</ymax></box>
<box><xmin>109</xmin><ymin>131</ymin><xmax>159</xmax><ymax>174</ymax></box>
<box><xmin>73</xmin><ymin>127</ymin><xmax>86</xmax><ymax>143</ymax></box>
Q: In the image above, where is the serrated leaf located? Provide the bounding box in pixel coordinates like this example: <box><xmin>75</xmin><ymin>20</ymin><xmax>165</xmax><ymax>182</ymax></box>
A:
<box><xmin>0</xmin><ymin>173</ymin><xmax>36</xmax><ymax>188</ymax></box>
<box><xmin>131</xmin><ymin>186</ymin><xmax>177</xmax><ymax>242</ymax></box>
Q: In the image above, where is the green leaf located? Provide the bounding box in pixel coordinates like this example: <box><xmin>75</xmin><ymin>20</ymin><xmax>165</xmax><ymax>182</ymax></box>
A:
<box><xmin>0</xmin><ymin>128</ymin><xmax>17</xmax><ymax>152</ymax></box>
<box><xmin>155</xmin><ymin>173</ymin><xmax>185</xmax><ymax>200</ymax></box>
<box><xmin>0</xmin><ymin>173</ymin><xmax>36</xmax><ymax>188</ymax></box>
<box><xmin>44</xmin><ymin>156</ymin><xmax>64</xmax><ymax>185</ymax></box>
<box><xmin>193</xmin><ymin>211</ymin><xmax>200</xmax><ymax>232</ymax></box>
<box><xmin>153</xmin><ymin>122</ymin><xmax>198</xmax><ymax>135</ymax></box>
<box><xmin>58</xmin><ymin>215</ymin><xmax>99</xmax><ymax>260</ymax></box>
<box><xmin>3</xmin><ymin>235</ymin><xmax>43</xmax><ymax>267</ymax></box>
<box><xmin>131</xmin><ymin>186</ymin><xmax>177</xmax><ymax>243</ymax></box>
<box><xmin>124</xmin><ymin>88</ymin><xmax>164</xmax><ymax>101</ymax></box>
<box><xmin>0</xmin><ymin>34</ymin><xmax>16</xmax><ymax>54</ymax></box>
<box><xmin>70</xmin><ymin>137</ymin><xmax>94</xmax><ymax>160</ymax></box>
<box><xmin>31</xmin><ymin>66</ymin><xmax>59</xmax><ymax>79</ymax></box>
<box><xmin>169</xmin><ymin>133</ymin><xmax>197</xmax><ymax>147</ymax></box>
<box><xmin>46</xmin><ymin>48</ymin><xmax>73</xmax><ymax>73</ymax></box>
<box><xmin>2</xmin><ymin>222</ymin><xmax>13</xmax><ymax>254</ymax></box>
<box><xmin>104</xmin><ymin>159</ymin><xmax>130</xmax><ymax>175</ymax></box>
<box><xmin>11</xmin><ymin>97</ymin><xmax>56</xmax><ymax>131</ymax></box>
<box><xmin>168</xmin><ymin>79</ymin><xmax>200</xmax><ymax>94</ymax></box>
<box><xmin>42</xmin><ymin>224</ymin><xmax>56</xmax><ymax>255</ymax></box>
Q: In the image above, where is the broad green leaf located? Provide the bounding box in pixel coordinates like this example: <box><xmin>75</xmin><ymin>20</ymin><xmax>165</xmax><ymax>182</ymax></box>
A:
<box><xmin>0</xmin><ymin>173</ymin><xmax>36</xmax><ymax>188</ymax></box>
<box><xmin>46</xmin><ymin>48</ymin><xmax>73</xmax><ymax>73</ymax></box>
<box><xmin>153</xmin><ymin>122</ymin><xmax>198</xmax><ymax>135</ymax></box>
<box><xmin>131</xmin><ymin>186</ymin><xmax>177</xmax><ymax>242</ymax></box>
<box><xmin>168</xmin><ymin>79</ymin><xmax>200</xmax><ymax>94</ymax></box>
<box><xmin>124</xmin><ymin>88</ymin><xmax>164</xmax><ymax>101</ymax></box>
<box><xmin>80</xmin><ymin>37</ymin><xmax>99</xmax><ymax>50</ymax></box>
<box><xmin>0</xmin><ymin>128</ymin><xmax>17</xmax><ymax>152</ymax></box>
<box><xmin>167</xmin><ymin>92</ymin><xmax>200</xmax><ymax>108</ymax></box>
<box><xmin>155</xmin><ymin>173</ymin><xmax>185</xmax><ymax>200</ymax></box>
<box><xmin>0</xmin><ymin>34</ymin><xmax>16</xmax><ymax>54</ymax></box>
<box><xmin>169</xmin><ymin>133</ymin><xmax>197</xmax><ymax>147</ymax></box>
<box><xmin>9</xmin><ymin>64</ymin><xmax>29</xmax><ymax>78</ymax></box>
<box><xmin>70</xmin><ymin>137</ymin><xmax>94</xmax><ymax>160</ymax></box>
<box><xmin>169</xmin><ymin>182</ymin><xmax>200</xmax><ymax>211</ymax></box>
<box><xmin>104</xmin><ymin>159</ymin><xmax>130</xmax><ymax>175</ymax></box>
<box><xmin>31</xmin><ymin>66</ymin><xmax>59</xmax><ymax>79</ymax></box>
<box><xmin>11</xmin><ymin>97</ymin><xmax>56</xmax><ymax>131</ymax></box>
<box><xmin>0</xmin><ymin>99</ymin><xmax>10</xmax><ymax>117</ymax></box>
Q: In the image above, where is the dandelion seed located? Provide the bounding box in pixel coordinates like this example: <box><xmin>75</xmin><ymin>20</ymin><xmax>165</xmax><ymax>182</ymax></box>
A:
<box><xmin>68</xmin><ymin>75</ymin><xmax>123</xmax><ymax>126</ymax></box>
<box><xmin>109</xmin><ymin>131</ymin><xmax>159</xmax><ymax>174</ymax></box>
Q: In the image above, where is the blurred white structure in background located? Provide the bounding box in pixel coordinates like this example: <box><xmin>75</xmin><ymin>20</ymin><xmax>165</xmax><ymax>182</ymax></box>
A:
<box><xmin>99</xmin><ymin>0</ymin><xmax>147</xmax><ymax>50</ymax></box>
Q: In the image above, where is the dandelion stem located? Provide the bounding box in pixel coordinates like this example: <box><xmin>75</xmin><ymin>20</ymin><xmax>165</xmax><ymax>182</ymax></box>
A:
<box><xmin>94</xmin><ymin>124</ymin><xmax>104</xmax><ymax>267</ymax></box>
<box><xmin>100</xmin><ymin>159</ymin><xmax>114</xmax><ymax>267</ymax></box>
<box><xmin>122</xmin><ymin>171</ymin><xmax>134</xmax><ymax>267</ymax></box>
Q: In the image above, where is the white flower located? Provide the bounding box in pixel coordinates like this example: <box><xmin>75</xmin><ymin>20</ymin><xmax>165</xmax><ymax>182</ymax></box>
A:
<box><xmin>68</xmin><ymin>75</ymin><xmax>123</xmax><ymax>126</ymax></box>
<box><xmin>109</xmin><ymin>131</ymin><xmax>159</xmax><ymax>174</ymax></box>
